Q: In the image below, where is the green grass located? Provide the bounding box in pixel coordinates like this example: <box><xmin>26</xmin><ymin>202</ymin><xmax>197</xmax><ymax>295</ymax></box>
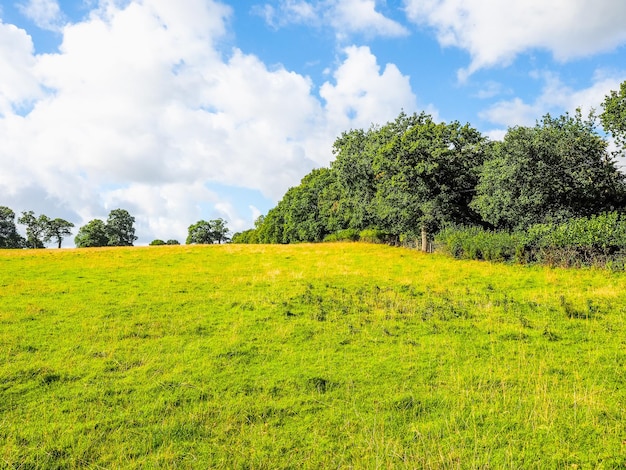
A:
<box><xmin>1</xmin><ymin>243</ymin><xmax>626</xmax><ymax>468</ymax></box>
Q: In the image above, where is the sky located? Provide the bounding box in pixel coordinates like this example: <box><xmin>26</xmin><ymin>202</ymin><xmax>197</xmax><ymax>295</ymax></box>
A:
<box><xmin>1</xmin><ymin>0</ymin><xmax>625</xmax><ymax>246</ymax></box>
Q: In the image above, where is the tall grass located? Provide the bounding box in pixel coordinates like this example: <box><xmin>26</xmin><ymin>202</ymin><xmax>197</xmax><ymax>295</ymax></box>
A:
<box><xmin>1</xmin><ymin>244</ymin><xmax>626</xmax><ymax>468</ymax></box>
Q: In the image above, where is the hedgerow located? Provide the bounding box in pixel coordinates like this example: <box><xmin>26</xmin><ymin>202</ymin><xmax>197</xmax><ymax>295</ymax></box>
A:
<box><xmin>435</xmin><ymin>212</ymin><xmax>626</xmax><ymax>269</ymax></box>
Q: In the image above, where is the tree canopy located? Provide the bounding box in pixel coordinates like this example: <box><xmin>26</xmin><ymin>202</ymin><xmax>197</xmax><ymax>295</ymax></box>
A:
<box><xmin>237</xmin><ymin>104</ymin><xmax>626</xmax><ymax>245</ymax></box>
<box><xmin>75</xmin><ymin>219</ymin><xmax>109</xmax><ymax>248</ymax></box>
<box><xmin>0</xmin><ymin>206</ymin><xmax>25</xmax><ymax>249</ymax></box>
<box><xmin>186</xmin><ymin>218</ymin><xmax>230</xmax><ymax>244</ymax></box>
<box><xmin>601</xmin><ymin>80</ymin><xmax>626</xmax><ymax>153</ymax></box>
<box><xmin>106</xmin><ymin>209</ymin><xmax>138</xmax><ymax>246</ymax></box>
<box><xmin>471</xmin><ymin>112</ymin><xmax>626</xmax><ymax>230</ymax></box>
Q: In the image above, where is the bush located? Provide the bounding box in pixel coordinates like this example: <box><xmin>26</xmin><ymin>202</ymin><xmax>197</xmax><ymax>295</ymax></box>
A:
<box><xmin>436</xmin><ymin>213</ymin><xmax>626</xmax><ymax>269</ymax></box>
<box><xmin>149</xmin><ymin>239</ymin><xmax>166</xmax><ymax>246</ymax></box>
<box><xmin>359</xmin><ymin>229</ymin><xmax>395</xmax><ymax>244</ymax></box>
<box><xmin>324</xmin><ymin>229</ymin><xmax>360</xmax><ymax>242</ymax></box>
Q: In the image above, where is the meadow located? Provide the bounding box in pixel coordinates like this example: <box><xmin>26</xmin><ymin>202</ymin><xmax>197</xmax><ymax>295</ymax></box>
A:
<box><xmin>1</xmin><ymin>243</ymin><xmax>626</xmax><ymax>468</ymax></box>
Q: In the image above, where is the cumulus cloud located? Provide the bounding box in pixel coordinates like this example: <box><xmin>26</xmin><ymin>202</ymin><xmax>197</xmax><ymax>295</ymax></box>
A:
<box><xmin>0</xmin><ymin>21</ymin><xmax>43</xmax><ymax>115</ymax></box>
<box><xmin>404</xmin><ymin>0</ymin><xmax>626</xmax><ymax>79</ymax></box>
<box><xmin>480</xmin><ymin>70</ymin><xmax>624</xmax><ymax>128</ymax></box>
<box><xmin>320</xmin><ymin>45</ymin><xmax>417</xmax><ymax>130</ymax></box>
<box><xmin>0</xmin><ymin>0</ymin><xmax>417</xmax><ymax>245</ymax></box>
<box><xmin>17</xmin><ymin>0</ymin><xmax>64</xmax><ymax>31</ymax></box>
<box><xmin>253</xmin><ymin>0</ymin><xmax>408</xmax><ymax>38</ymax></box>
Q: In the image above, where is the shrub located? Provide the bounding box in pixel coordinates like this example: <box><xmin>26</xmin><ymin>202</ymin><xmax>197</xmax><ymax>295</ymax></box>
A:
<box><xmin>359</xmin><ymin>229</ymin><xmax>395</xmax><ymax>244</ymax></box>
<box><xmin>149</xmin><ymin>239</ymin><xmax>166</xmax><ymax>246</ymax></box>
<box><xmin>324</xmin><ymin>229</ymin><xmax>359</xmax><ymax>242</ymax></box>
<box><xmin>436</xmin><ymin>212</ymin><xmax>626</xmax><ymax>269</ymax></box>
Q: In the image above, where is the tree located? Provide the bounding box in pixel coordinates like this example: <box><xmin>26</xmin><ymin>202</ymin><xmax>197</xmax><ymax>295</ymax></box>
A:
<box><xmin>186</xmin><ymin>220</ymin><xmax>214</xmax><ymax>244</ymax></box>
<box><xmin>44</xmin><ymin>218</ymin><xmax>74</xmax><ymax>249</ymax></box>
<box><xmin>17</xmin><ymin>211</ymin><xmax>49</xmax><ymax>248</ymax></box>
<box><xmin>75</xmin><ymin>219</ymin><xmax>109</xmax><ymax>248</ymax></box>
<box><xmin>0</xmin><ymin>206</ymin><xmax>25</xmax><ymax>249</ymax></box>
<box><xmin>150</xmin><ymin>239</ymin><xmax>166</xmax><ymax>246</ymax></box>
<box><xmin>331</xmin><ymin>127</ymin><xmax>380</xmax><ymax>230</ymax></box>
<box><xmin>106</xmin><ymin>209</ymin><xmax>137</xmax><ymax>246</ymax></box>
<box><xmin>186</xmin><ymin>219</ymin><xmax>230</xmax><ymax>244</ymax></box>
<box><xmin>601</xmin><ymin>80</ymin><xmax>626</xmax><ymax>153</ymax></box>
<box><xmin>372</xmin><ymin>112</ymin><xmax>487</xmax><ymax>249</ymax></box>
<box><xmin>471</xmin><ymin>112</ymin><xmax>626</xmax><ymax>230</ymax></box>
<box><xmin>211</xmin><ymin>218</ymin><xmax>230</xmax><ymax>244</ymax></box>
<box><xmin>166</xmin><ymin>239</ymin><xmax>180</xmax><ymax>245</ymax></box>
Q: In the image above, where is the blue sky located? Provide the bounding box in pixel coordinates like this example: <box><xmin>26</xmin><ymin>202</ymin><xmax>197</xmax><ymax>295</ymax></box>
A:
<box><xmin>1</xmin><ymin>0</ymin><xmax>625</xmax><ymax>245</ymax></box>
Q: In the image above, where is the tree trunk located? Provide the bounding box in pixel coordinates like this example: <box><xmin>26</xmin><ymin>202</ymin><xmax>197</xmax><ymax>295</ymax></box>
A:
<box><xmin>421</xmin><ymin>227</ymin><xmax>428</xmax><ymax>252</ymax></box>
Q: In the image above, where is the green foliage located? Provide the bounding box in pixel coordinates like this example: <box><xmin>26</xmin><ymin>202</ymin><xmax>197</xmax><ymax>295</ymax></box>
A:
<box><xmin>106</xmin><ymin>208</ymin><xmax>138</xmax><ymax>246</ymax></box>
<box><xmin>17</xmin><ymin>211</ymin><xmax>49</xmax><ymax>248</ymax></box>
<box><xmin>165</xmin><ymin>239</ymin><xmax>180</xmax><ymax>245</ymax></box>
<box><xmin>372</xmin><ymin>112</ymin><xmax>487</xmax><ymax>237</ymax></box>
<box><xmin>44</xmin><ymin>218</ymin><xmax>74</xmax><ymax>249</ymax></box>
<box><xmin>75</xmin><ymin>209</ymin><xmax>137</xmax><ymax>248</ymax></box>
<box><xmin>149</xmin><ymin>239</ymin><xmax>166</xmax><ymax>246</ymax></box>
<box><xmin>358</xmin><ymin>228</ymin><xmax>395</xmax><ymax>244</ymax></box>
<box><xmin>186</xmin><ymin>218</ymin><xmax>230</xmax><ymax>244</ymax></box>
<box><xmin>256</xmin><ymin>168</ymin><xmax>343</xmax><ymax>244</ymax></box>
<box><xmin>601</xmin><ymin>80</ymin><xmax>626</xmax><ymax>152</ymax></box>
<box><xmin>436</xmin><ymin>226</ymin><xmax>521</xmax><ymax>262</ymax></box>
<box><xmin>2</xmin><ymin>244</ymin><xmax>626</xmax><ymax>467</ymax></box>
<box><xmin>472</xmin><ymin>112</ymin><xmax>626</xmax><ymax>230</ymax></box>
<box><xmin>231</xmin><ymin>229</ymin><xmax>258</xmax><ymax>244</ymax></box>
<box><xmin>437</xmin><ymin>212</ymin><xmax>626</xmax><ymax>268</ymax></box>
<box><xmin>75</xmin><ymin>219</ymin><xmax>109</xmax><ymax>248</ymax></box>
<box><xmin>255</xmin><ymin>111</ymin><xmax>487</xmax><ymax>244</ymax></box>
<box><xmin>0</xmin><ymin>206</ymin><xmax>25</xmax><ymax>248</ymax></box>
<box><xmin>324</xmin><ymin>228</ymin><xmax>360</xmax><ymax>242</ymax></box>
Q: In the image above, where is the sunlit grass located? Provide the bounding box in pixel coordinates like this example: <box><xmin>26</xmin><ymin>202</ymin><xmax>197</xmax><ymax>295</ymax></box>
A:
<box><xmin>1</xmin><ymin>243</ymin><xmax>626</xmax><ymax>468</ymax></box>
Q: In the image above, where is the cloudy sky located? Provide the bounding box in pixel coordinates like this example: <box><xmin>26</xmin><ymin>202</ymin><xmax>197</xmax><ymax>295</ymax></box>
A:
<box><xmin>1</xmin><ymin>0</ymin><xmax>625</xmax><ymax>245</ymax></box>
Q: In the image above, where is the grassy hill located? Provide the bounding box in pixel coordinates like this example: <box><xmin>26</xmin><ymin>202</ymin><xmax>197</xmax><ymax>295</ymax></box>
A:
<box><xmin>1</xmin><ymin>243</ymin><xmax>626</xmax><ymax>468</ymax></box>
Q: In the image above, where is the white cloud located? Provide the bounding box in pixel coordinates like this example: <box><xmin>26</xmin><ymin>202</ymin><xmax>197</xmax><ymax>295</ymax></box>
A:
<box><xmin>17</xmin><ymin>0</ymin><xmax>64</xmax><ymax>31</ymax></box>
<box><xmin>0</xmin><ymin>21</ymin><xmax>43</xmax><ymax>115</ymax></box>
<box><xmin>404</xmin><ymin>0</ymin><xmax>626</xmax><ymax>79</ymax></box>
<box><xmin>479</xmin><ymin>70</ymin><xmax>624</xmax><ymax>128</ymax></box>
<box><xmin>320</xmin><ymin>45</ymin><xmax>417</xmax><ymax>131</ymax></box>
<box><xmin>254</xmin><ymin>0</ymin><xmax>408</xmax><ymax>38</ymax></box>
<box><xmin>0</xmin><ymin>0</ymin><xmax>418</xmax><ymax>244</ymax></box>
<box><xmin>332</xmin><ymin>0</ymin><xmax>408</xmax><ymax>39</ymax></box>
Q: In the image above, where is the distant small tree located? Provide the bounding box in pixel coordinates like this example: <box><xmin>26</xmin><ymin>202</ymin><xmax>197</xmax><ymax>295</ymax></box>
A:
<box><xmin>166</xmin><ymin>239</ymin><xmax>180</xmax><ymax>245</ymax></box>
<box><xmin>18</xmin><ymin>211</ymin><xmax>49</xmax><ymax>248</ymax></box>
<box><xmin>75</xmin><ymin>219</ymin><xmax>109</xmax><ymax>248</ymax></box>
<box><xmin>0</xmin><ymin>206</ymin><xmax>25</xmax><ymax>249</ymax></box>
<box><xmin>45</xmin><ymin>218</ymin><xmax>74</xmax><ymax>249</ymax></box>
<box><xmin>211</xmin><ymin>218</ymin><xmax>230</xmax><ymax>244</ymax></box>
<box><xmin>186</xmin><ymin>219</ymin><xmax>230</xmax><ymax>244</ymax></box>
<box><xmin>186</xmin><ymin>220</ymin><xmax>213</xmax><ymax>244</ymax></box>
<box><xmin>150</xmin><ymin>239</ymin><xmax>166</xmax><ymax>246</ymax></box>
<box><xmin>106</xmin><ymin>209</ymin><xmax>138</xmax><ymax>246</ymax></box>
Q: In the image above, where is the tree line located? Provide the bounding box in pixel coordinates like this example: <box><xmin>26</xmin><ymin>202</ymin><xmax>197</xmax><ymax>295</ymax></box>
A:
<box><xmin>0</xmin><ymin>206</ymin><xmax>231</xmax><ymax>249</ymax></box>
<box><xmin>232</xmin><ymin>81</ymin><xmax>626</xmax><ymax>249</ymax></box>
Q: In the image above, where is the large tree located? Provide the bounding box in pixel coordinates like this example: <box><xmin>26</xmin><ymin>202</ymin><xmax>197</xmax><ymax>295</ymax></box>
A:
<box><xmin>106</xmin><ymin>209</ymin><xmax>137</xmax><ymax>246</ymax></box>
<box><xmin>330</xmin><ymin>127</ymin><xmax>380</xmax><ymax>230</ymax></box>
<box><xmin>372</xmin><ymin>112</ymin><xmax>487</xmax><ymax>248</ymax></box>
<box><xmin>17</xmin><ymin>211</ymin><xmax>49</xmax><ymax>249</ymax></box>
<box><xmin>44</xmin><ymin>218</ymin><xmax>75</xmax><ymax>249</ymax></box>
<box><xmin>75</xmin><ymin>219</ymin><xmax>109</xmax><ymax>248</ymax></box>
<box><xmin>0</xmin><ymin>206</ymin><xmax>25</xmax><ymax>249</ymax></box>
<box><xmin>471</xmin><ymin>112</ymin><xmax>626</xmax><ymax>230</ymax></box>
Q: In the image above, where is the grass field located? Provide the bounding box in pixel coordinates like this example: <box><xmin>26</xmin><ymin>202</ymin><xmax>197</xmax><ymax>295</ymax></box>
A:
<box><xmin>1</xmin><ymin>243</ymin><xmax>626</xmax><ymax>468</ymax></box>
